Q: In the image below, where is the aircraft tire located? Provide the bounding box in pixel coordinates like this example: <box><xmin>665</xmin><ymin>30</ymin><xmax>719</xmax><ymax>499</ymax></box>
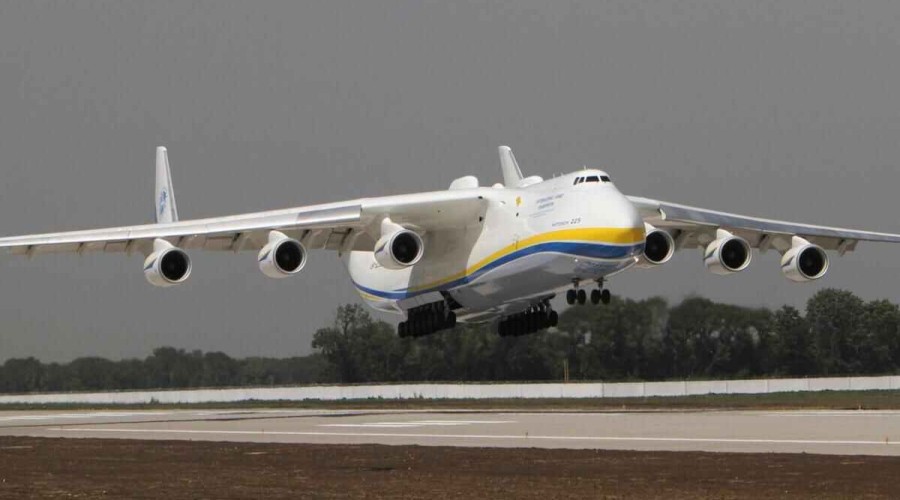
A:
<box><xmin>414</xmin><ymin>317</ymin><xmax>424</xmax><ymax>337</ymax></box>
<box><xmin>577</xmin><ymin>289</ymin><xmax>587</xmax><ymax>305</ymax></box>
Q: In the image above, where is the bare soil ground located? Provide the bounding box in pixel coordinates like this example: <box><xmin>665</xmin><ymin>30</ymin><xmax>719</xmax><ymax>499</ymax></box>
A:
<box><xmin>1</xmin><ymin>436</ymin><xmax>899</xmax><ymax>499</ymax></box>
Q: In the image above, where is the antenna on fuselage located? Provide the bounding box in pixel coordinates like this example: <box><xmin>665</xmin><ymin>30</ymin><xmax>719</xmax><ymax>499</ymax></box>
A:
<box><xmin>498</xmin><ymin>146</ymin><xmax>523</xmax><ymax>187</ymax></box>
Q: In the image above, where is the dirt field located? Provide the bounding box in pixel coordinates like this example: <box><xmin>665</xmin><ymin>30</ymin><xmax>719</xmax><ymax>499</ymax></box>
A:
<box><xmin>0</xmin><ymin>437</ymin><xmax>899</xmax><ymax>499</ymax></box>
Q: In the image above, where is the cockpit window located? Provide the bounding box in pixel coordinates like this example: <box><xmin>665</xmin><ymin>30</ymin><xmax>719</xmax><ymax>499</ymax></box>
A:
<box><xmin>585</xmin><ymin>175</ymin><xmax>600</xmax><ymax>183</ymax></box>
<box><xmin>573</xmin><ymin>177</ymin><xmax>583</xmax><ymax>185</ymax></box>
<box><xmin>600</xmin><ymin>175</ymin><xmax>611</xmax><ymax>183</ymax></box>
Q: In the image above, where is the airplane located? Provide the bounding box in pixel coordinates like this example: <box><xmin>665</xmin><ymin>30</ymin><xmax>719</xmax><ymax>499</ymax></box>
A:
<box><xmin>2</xmin><ymin>145</ymin><xmax>899</xmax><ymax>339</ymax></box>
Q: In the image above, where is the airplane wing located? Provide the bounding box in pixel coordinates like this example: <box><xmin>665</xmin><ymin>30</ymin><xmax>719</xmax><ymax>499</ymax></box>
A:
<box><xmin>0</xmin><ymin>190</ymin><xmax>488</xmax><ymax>257</ymax></box>
<box><xmin>627</xmin><ymin>196</ymin><xmax>900</xmax><ymax>254</ymax></box>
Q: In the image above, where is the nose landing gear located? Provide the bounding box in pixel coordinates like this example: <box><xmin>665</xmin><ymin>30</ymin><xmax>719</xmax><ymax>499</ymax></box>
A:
<box><xmin>566</xmin><ymin>289</ymin><xmax>587</xmax><ymax>305</ymax></box>
<box><xmin>567</xmin><ymin>279</ymin><xmax>612</xmax><ymax>306</ymax></box>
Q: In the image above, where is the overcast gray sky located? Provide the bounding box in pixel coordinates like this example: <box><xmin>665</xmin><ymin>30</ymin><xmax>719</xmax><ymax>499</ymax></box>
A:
<box><xmin>2</xmin><ymin>1</ymin><xmax>900</xmax><ymax>362</ymax></box>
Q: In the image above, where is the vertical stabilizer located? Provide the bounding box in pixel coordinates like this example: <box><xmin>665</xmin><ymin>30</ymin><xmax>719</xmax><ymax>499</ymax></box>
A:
<box><xmin>498</xmin><ymin>146</ymin><xmax>524</xmax><ymax>187</ymax></box>
<box><xmin>155</xmin><ymin>146</ymin><xmax>179</xmax><ymax>224</ymax></box>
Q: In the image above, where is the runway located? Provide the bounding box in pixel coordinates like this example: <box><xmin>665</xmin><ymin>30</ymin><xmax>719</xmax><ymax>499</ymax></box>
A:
<box><xmin>3</xmin><ymin>408</ymin><xmax>900</xmax><ymax>455</ymax></box>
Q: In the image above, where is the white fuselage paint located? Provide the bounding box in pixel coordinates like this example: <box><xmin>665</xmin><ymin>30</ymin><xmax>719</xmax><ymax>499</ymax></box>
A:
<box><xmin>343</xmin><ymin>170</ymin><xmax>646</xmax><ymax>322</ymax></box>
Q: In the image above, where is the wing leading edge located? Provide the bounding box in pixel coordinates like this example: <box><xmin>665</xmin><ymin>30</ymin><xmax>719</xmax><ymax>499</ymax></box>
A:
<box><xmin>0</xmin><ymin>191</ymin><xmax>488</xmax><ymax>258</ymax></box>
<box><xmin>628</xmin><ymin>195</ymin><xmax>900</xmax><ymax>254</ymax></box>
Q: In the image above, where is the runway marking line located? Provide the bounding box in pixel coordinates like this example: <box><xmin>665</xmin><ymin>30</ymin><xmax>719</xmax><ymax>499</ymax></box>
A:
<box><xmin>319</xmin><ymin>420</ymin><xmax>516</xmax><ymax>428</ymax></box>
<box><xmin>45</xmin><ymin>427</ymin><xmax>900</xmax><ymax>447</ymax></box>
<box><xmin>0</xmin><ymin>412</ymin><xmax>174</xmax><ymax>422</ymax></box>
<box><xmin>761</xmin><ymin>411</ymin><xmax>900</xmax><ymax>417</ymax></box>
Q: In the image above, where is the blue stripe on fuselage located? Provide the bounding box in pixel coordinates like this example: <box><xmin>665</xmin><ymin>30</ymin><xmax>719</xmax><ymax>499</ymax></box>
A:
<box><xmin>353</xmin><ymin>241</ymin><xmax>643</xmax><ymax>300</ymax></box>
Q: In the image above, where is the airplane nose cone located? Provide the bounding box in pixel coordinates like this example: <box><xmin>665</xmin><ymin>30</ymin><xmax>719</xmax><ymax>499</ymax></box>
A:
<box><xmin>607</xmin><ymin>191</ymin><xmax>644</xmax><ymax>229</ymax></box>
<box><xmin>584</xmin><ymin>188</ymin><xmax>646</xmax><ymax>253</ymax></box>
<box><xmin>620</xmin><ymin>195</ymin><xmax>644</xmax><ymax>227</ymax></box>
<box><xmin>606</xmin><ymin>192</ymin><xmax>646</xmax><ymax>253</ymax></box>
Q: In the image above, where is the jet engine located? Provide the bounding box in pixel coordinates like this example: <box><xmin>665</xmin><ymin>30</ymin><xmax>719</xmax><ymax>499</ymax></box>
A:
<box><xmin>635</xmin><ymin>225</ymin><xmax>675</xmax><ymax>268</ymax></box>
<box><xmin>258</xmin><ymin>231</ymin><xmax>307</xmax><ymax>278</ymax></box>
<box><xmin>704</xmin><ymin>230</ymin><xmax>752</xmax><ymax>275</ymax></box>
<box><xmin>781</xmin><ymin>237</ymin><xmax>829</xmax><ymax>282</ymax></box>
<box><xmin>144</xmin><ymin>239</ymin><xmax>192</xmax><ymax>287</ymax></box>
<box><xmin>374</xmin><ymin>219</ymin><xmax>424</xmax><ymax>270</ymax></box>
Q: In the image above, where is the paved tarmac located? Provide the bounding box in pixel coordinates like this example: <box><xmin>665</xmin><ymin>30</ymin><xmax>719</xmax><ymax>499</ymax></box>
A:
<box><xmin>2</xmin><ymin>408</ymin><xmax>900</xmax><ymax>455</ymax></box>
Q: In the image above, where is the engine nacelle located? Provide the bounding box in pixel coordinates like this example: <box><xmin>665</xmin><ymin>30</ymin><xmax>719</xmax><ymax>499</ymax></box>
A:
<box><xmin>704</xmin><ymin>230</ymin><xmax>752</xmax><ymax>275</ymax></box>
<box><xmin>635</xmin><ymin>225</ymin><xmax>675</xmax><ymax>268</ymax></box>
<box><xmin>374</xmin><ymin>225</ymin><xmax>424</xmax><ymax>270</ymax></box>
<box><xmin>144</xmin><ymin>240</ymin><xmax>192</xmax><ymax>287</ymax></box>
<box><xmin>781</xmin><ymin>238</ymin><xmax>829</xmax><ymax>282</ymax></box>
<box><xmin>258</xmin><ymin>231</ymin><xmax>307</xmax><ymax>279</ymax></box>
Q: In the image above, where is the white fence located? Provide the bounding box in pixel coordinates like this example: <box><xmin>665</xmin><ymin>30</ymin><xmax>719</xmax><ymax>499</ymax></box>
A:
<box><xmin>1</xmin><ymin>375</ymin><xmax>900</xmax><ymax>405</ymax></box>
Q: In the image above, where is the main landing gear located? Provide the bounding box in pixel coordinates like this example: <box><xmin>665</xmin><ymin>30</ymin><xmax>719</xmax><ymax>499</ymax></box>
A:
<box><xmin>398</xmin><ymin>301</ymin><xmax>457</xmax><ymax>338</ymax></box>
<box><xmin>497</xmin><ymin>302</ymin><xmax>558</xmax><ymax>337</ymax></box>
<box><xmin>566</xmin><ymin>279</ymin><xmax>611</xmax><ymax>306</ymax></box>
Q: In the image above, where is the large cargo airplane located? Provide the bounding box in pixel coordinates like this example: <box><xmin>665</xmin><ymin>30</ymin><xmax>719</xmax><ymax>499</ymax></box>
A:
<box><xmin>2</xmin><ymin>146</ymin><xmax>899</xmax><ymax>338</ymax></box>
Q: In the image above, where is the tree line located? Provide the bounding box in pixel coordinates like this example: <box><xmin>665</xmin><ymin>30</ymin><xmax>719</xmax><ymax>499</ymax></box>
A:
<box><xmin>1</xmin><ymin>288</ymin><xmax>899</xmax><ymax>393</ymax></box>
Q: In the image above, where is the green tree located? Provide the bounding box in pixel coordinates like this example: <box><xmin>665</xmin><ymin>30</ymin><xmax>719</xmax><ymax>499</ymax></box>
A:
<box><xmin>312</xmin><ymin>304</ymin><xmax>402</xmax><ymax>382</ymax></box>
<box><xmin>806</xmin><ymin>289</ymin><xmax>866</xmax><ymax>374</ymax></box>
<box><xmin>858</xmin><ymin>299</ymin><xmax>900</xmax><ymax>373</ymax></box>
<box><xmin>200</xmin><ymin>352</ymin><xmax>239</xmax><ymax>387</ymax></box>
<box><xmin>663</xmin><ymin>298</ymin><xmax>768</xmax><ymax>379</ymax></box>
<box><xmin>770</xmin><ymin>306</ymin><xmax>816</xmax><ymax>376</ymax></box>
<box><xmin>0</xmin><ymin>358</ymin><xmax>45</xmax><ymax>392</ymax></box>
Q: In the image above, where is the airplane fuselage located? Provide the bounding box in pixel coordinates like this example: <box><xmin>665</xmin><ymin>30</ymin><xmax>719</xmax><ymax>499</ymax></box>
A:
<box><xmin>344</xmin><ymin>170</ymin><xmax>646</xmax><ymax>322</ymax></box>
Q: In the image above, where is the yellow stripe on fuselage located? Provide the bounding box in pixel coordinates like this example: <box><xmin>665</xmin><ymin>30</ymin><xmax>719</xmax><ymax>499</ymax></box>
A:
<box><xmin>404</xmin><ymin>226</ymin><xmax>644</xmax><ymax>293</ymax></box>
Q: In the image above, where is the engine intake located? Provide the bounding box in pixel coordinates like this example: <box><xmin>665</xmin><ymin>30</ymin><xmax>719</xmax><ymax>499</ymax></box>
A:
<box><xmin>704</xmin><ymin>230</ymin><xmax>752</xmax><ymax>275</ymax></box>
<box><xmin>259</xmin><ymin>231</ymin><xmax>307</xmax><ymax>278</ymax></box>
<box><xmin>782</xmin><ymin>238</ymin><xmax>829</xmax><ymax>282</ymax></box>
<box><xmin>636</xmin><ymin>226</ymin><xmax>675</xmax><ymax>268</ymax></box>
<box><xmin>144</xmin><ymin>240</ymin><xmax>192</xmax><ymax>287</ymax></box>
<box><xmin>374</xmin><ymin>225</ymin><xmax>424</xmax><ymax>270</ymax></box>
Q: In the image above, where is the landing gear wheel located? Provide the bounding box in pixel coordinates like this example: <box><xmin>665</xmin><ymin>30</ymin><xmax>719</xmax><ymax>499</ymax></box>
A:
<box><xmin>414</xmin><ymin>317</ymin><xmax>425</xmax><ymax>337</ymax></box>
<box><xmin>566</xmin><ymin>289</ymin><xmax>576</xmax><ymax>305</ymax></box>
<box><xmin>548</xmin><ymin>310</ymin><xmax>559</xmax><ymax>327</ymax></box>
<box><xmin>577</xmin><ymin>289</ymin><xmax>587</xmax><ymax>305</ymax></box>
<box><xmin>539</xmin><ymin>312</ymin><xmax>550</xmax><ymax>330</ymax></box>
<box><xmin>590</xmin><ymin>289</ymin><xmax>601</xmax><ymax>305</ymax></box>
<box><xmin>601</xmin><ymin>289</ymin><xmax>611</xmax><ymax>305</ymax></box>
